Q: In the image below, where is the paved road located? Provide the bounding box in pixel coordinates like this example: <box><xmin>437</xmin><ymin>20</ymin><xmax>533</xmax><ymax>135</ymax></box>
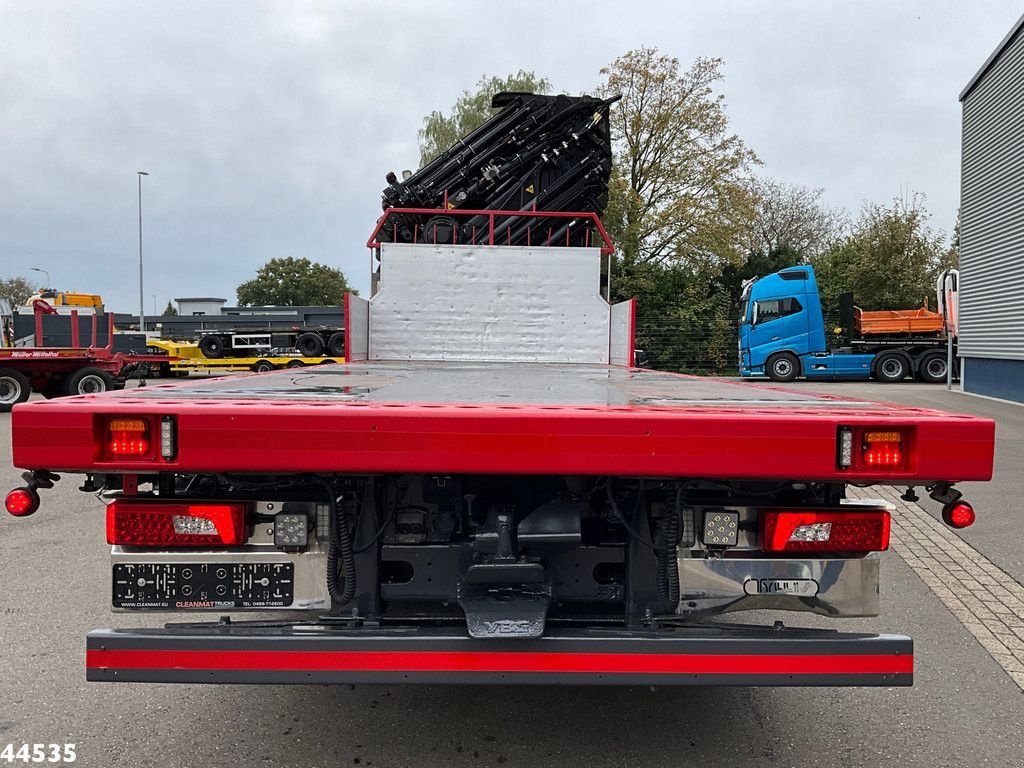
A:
<box><xmin>1</xmin><ymin>383</ymin><xmax>1022</xmax><ymax>768</ymax></box>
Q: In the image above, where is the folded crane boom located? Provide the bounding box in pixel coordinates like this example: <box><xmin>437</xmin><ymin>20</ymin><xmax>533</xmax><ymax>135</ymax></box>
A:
<box><xmin>379</xmin><ymin>92</ymin><xmax>617</xmax><ymax>248</ymax></box>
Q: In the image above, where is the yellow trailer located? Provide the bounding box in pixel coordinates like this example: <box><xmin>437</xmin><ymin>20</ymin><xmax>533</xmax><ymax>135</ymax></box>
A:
<box><xmin>146</xmin><ymin>340</ymin><xmax>343</xmax><ymax>375</ymax></box>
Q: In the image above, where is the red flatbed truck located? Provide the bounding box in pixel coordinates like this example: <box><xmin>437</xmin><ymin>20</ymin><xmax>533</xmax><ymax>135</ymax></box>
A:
<box><xmin>4</xmin><ymin>208</ymin><xmax>995</xmax><ymax>687</ymax></box>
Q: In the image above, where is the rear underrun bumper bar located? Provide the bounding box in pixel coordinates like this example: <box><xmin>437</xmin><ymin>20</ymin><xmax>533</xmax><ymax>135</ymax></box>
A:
<box><xmin>86</xmin><ymin>624</ymin><xmax>913</xmax><ymax>687</ymax></box>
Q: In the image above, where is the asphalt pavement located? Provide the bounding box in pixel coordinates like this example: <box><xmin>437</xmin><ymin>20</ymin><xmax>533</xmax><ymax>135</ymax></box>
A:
<box><xmin>1</xmin><ymin>382</ymin><xmax>1022</xmax><ymax>768</ymax></box>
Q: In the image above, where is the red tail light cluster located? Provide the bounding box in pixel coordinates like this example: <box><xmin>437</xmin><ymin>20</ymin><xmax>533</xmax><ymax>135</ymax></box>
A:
<box><xmin>106</xmin><ymin>417</ymin><xmax>152</xmax><ymax>458</ymax></box>
<box><xmin>762</xmin><ymin>509</ymin><xmax>891</xmax><ymax>553</ymax></box>
<box><xmin>106</xmin><ymin>501</ymin><xmax>248</xmax><ymax>547</ymax></box>
<box><xmin>838</xmin><ymin>427</ymin><xmax>910</xmax><ymax>471</ymax></box>
<box><xmin>862</xmin><ymin>430</ymin><xmax>903</xmax><ymax>467</ymax></box>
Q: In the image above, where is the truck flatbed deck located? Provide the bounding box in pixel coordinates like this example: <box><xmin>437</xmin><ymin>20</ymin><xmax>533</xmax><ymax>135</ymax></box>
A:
<box><xmin>12</xmin><ymin>361</ymin><xmax>994</xmax><ymax>483</ymax></box>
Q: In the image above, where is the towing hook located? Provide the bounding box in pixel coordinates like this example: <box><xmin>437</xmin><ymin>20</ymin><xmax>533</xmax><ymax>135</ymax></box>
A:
<box><xmin>4</xmin><ymin>470</ymin><xmax>60</xmax><ymax>518</ymax></box>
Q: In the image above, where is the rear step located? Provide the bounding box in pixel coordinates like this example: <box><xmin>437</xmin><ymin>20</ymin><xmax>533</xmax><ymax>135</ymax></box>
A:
<box><xmin>86</xmin><ymin>624</ymin><xmax>913</xmax><ymax>686</ymax></box>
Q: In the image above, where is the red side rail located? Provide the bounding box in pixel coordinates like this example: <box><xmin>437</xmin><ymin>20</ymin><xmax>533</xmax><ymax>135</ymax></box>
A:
<box><xmin>366</xmin><ymin>208</ymin><xmax>615</xmax><ymax>255</ymax></box>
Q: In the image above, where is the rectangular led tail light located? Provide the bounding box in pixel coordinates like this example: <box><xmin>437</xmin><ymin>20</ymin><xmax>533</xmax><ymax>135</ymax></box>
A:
<box><xmin>837</xmin><ymin>426</ymin><xmax>911</xmax><ymax>471</ymax></box>
<box><xmin>106</xmin><ymin>501</ymin><xmax>248</xmax><ymax>547</ymax></box>
<box><xmin>106</xmin><ymin>417</ymin><xmax>153</xmax><ymax>458</ymax></box>
<box><xmin>761</xmin><ymin>509</ymin><xmax>890</xmax><ymax>553</ymax></box>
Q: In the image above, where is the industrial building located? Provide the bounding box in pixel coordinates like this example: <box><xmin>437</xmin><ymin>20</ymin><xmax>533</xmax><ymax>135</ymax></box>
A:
<box><xmin>959</xmin><ymin>13</ymin><xmax>1024</xmax><ymax>403</ymax></box>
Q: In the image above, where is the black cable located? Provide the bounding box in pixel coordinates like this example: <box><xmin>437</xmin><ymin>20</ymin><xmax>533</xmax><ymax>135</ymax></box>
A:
<box><xmin>317</xmin><ymin>477</ymin><xmax>354</xmax><ymax>607</ymax></box>
<box><xmin>605</xmin><ymin>479</ymin><xmax>656</xmax><ymax>549</ymax></box>
<box><xmin>352</xmin><ymin>485</ymin><xmax>413</xmax><ymax>554</ymax></box>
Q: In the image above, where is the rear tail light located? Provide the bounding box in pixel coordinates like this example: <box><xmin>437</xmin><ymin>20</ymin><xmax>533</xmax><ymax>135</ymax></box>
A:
<box><xmin>762</xmin><ymin>509</ymin><xmax>890</xmax><ymax>552</ymax></box>
<box><xmin>106</xmin><ymin>417</ymin><xmax>152</xmax><ymax>458</ymax></box>
<box><xmin>106</xmin><ymin>501</ymin><xmax>248</xmax><ymax>546</ymax></box>
<box><xmin>5</xmin><ymin>487</ymin><xmax>40</xmax><ymax>517</ymax></box>
<box><xmin>942</xmin><ymin>501</ymin><xmax>975</xmax><ymax>529</ymax></box>
<box><xmin>837</xmin><ymin>426</ymin><xmax>909</xmax><ymax>471</ymax></box>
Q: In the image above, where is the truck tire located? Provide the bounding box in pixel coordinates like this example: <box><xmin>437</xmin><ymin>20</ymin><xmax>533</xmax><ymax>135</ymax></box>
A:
<box><xmin>252</xmin><ymin>360</ymin><xmax>275</xmax><ymax>373</ymax></box>
<box><xmin>327</xmin><ymin>332</ymin><xmax>345</xmax><ymax>357</ymax></box>
<box><xmin>0</xmin><ymin>368</ymin><xmax>31</xmax><ymax>412</ymax></box>
<box><xmin>286</xmin><ymin>360</ymin><xmax>306</xmax><ymax>368</ymax></box>
<box><xmin>319</xmin><ymin>359</ymin><xmax>337</xmax><ymax>365</ymax></box>
<box><xmin>916</xmin><ymin>352</ymin><xmax>948</xmax><ymax>384</ymax></box>
<box><xmin>766</xmin><ymin>353</ymin><xmax>799</xmax><ymax>382</ymax></box>
<box><xmin>875</xmin><ymin>353</ymin><xmax>910</xmax><ymax>383</ymax></box>
<box><xmin>198</xmin><ymin>335</ymin><xmax>225</xmax><ymax>358</ymax></box>
<box><xmin>296</xmin><ymin>332</ymin><xmax>324</xmax><ymax>357</ymax></box>
<box><xmin>66</xmin><ymin>367</ymin><xmax>114</xmax><ymax>395</ymax></box>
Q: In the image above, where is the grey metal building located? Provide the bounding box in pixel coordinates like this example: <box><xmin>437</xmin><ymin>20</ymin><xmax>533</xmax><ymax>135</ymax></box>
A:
<box><xmin>959</xmin><ymin>13</ymin><xmax>1024</xmax><ymax>403</ymax></box>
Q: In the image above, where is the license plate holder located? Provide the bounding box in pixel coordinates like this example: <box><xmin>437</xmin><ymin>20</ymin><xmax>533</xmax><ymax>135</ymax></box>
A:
<box><xmin>112</xmin><ymin>562</ymin><xmax>294</xmax><ymax>609</ymax></box>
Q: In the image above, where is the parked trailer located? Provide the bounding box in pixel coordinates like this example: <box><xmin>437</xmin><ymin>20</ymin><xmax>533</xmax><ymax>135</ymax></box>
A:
<box><xmin>739</xmin><ymin>266</ymin><xmax>959</xmax><ymax>383</ymax></box>
<box><xmin>0</xmin><ymin>312</ymin><xmax>169</xmax><ymax>412</ymax></box>
<box><xmin>195</xmin><ymin>327</ymin><xmax>345</xmax><ymax>359</ymax></box>
<box><xmin>4</xmin><ymin>207</ymin><xmax>995</xmax><ymax>688</ymax></box>
<box><xmin>146</xmin><ymin>339</ymin><xmax>342</xmax><ymax>375</ymax></box>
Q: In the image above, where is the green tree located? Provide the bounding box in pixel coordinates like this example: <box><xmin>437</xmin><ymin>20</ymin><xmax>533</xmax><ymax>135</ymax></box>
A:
<box><xmin>236</xmin><ymin>257</ymin><xmax>355</xmax><ymax>307</ymax></box>
<box><xmin>0</xmin><ymin>275</ymin><xmax>34</xmax><ymax>314</ymax></box>
<box><xmin>599</xmin><ymin>48</ymin><xmax>760</xmax><ymax>268</ymax></box>
<box><xmin>161</xmin><ymin>300</ymin><xmax>178</xmax><ymax>316</ymax></box>
<box><xmin>811</xmin><ymin>194</ymin><xmax>951</xmax><ymax>316</ymax></box>
<box><xmin>600</xmin><ymin>49</ymin><xmax>759</xmax><ymax>373</ymax></box>
<box><xmin>418</xmin><ymin>71</ymin><xmax>552</xmax><ymax>166</ymax></box>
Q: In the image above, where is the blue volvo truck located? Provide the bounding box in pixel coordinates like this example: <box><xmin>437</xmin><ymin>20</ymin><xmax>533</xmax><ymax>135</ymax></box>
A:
<box><xmin>738</xmin><ymin>266</ymin><xmax>958</xmax><ymax>383</ymax></box>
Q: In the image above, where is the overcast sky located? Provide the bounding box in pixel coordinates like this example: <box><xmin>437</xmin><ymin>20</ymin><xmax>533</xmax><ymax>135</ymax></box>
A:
<box><xmin>1</xmin><ymin>1</ymin><xmax>1020</xmax><ymax>311</ymax></box>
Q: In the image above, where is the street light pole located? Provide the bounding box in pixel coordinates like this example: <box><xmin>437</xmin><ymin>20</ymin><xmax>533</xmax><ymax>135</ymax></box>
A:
<box><xmin>137</xmin><ymin>170</ymin><xmax>149</xmax><ymax>333</ymax></box>
<box><xmin>29</xmin><ymin>266</ymin><xmax>51</xmax><ymax>289</ymax></box>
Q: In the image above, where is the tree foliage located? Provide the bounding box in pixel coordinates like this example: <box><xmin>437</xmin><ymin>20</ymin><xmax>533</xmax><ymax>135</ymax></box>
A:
<box><xmin>811</xmin><ymin>194</ymin><xmax>953</xmax><ymax>315</ymax></box>
<box><xmin>161</xmin><ymin>300</ymin><xmax>178</xmax><ymax>316</ymax></box>
<box><xmin>236</xmin><ymin>257</ymin><xmax>354</xmax><ymax>307</ymax></box>
<box><xmin>744</xmin><ymin>178</ymin><xmax>843</xmax><ymax>261</ymax></box>
<box><xmin>0</xmin><ymin>275</ymin><xmax>34</xmax><ymax>314</ymax></box>
<box><xmin>599</xmin><ymin>48</ymin><xmax>759</xmax><ymax>268</ymax></box>
<box><xmin>418</xmin><ymin>71</ymin><xmax>552</xmax><ymax>167</ymax></box>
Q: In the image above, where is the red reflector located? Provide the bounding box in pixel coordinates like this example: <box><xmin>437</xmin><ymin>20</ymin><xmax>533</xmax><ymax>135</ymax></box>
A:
<box><xmin>106</xmin><ymin>501</ymin><xmax>247</xmax><ymax>546</ymax></box>
<box><xmin>5</xmin><ymin>487</ymin><xmax>39</xmax><ymax>517</ymax></box>
<box><xmin>106</xmin><ymin>417</ymin><xmax>152</xmax><ymax>458</ymax></box>
<box><xmin>762</xmin><ymin>509</ymin><xmax>890</xmax><ymax>552</ymax></box>
<box><xmin>863</xmin><ymin>442</ymin><xmax>903</xmax><ymax>467</ymax></box>
<box><xmin>943</xmin><ymin>501</ymin><xmax>976</xmax><ymax>529</ymax></box>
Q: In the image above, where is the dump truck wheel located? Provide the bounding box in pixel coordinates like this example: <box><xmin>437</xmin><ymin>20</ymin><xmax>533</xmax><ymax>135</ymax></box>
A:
<box><xmin>0</xmin><ymin>368</ymin><xmax>31</xmax><ymax>412</ymax></box>
<box><xmin>198</xmin><ymin>335</ymin><xmax>225</xmax><ymax>358</ymax></box>
<box><xmin>66</xmin><ymin>367</ymin><xmax>114</xmax><ymax>395</ymax></box>
<box><xmin>917</xmin><ymin>352</ymin><xmax>948</xmax><ymax>384</ymax></box>
<box><xmin>766</xmin><ymin>353</ymin><xmax>799</xmax><ymax>382</ymax></box>
<box><xmin>327</xmin><ymin>332</ymin><xmax>345</xmax><ymax>357</ymax></box>
<box><xmin>875</xmin><ymin>353</ymin><xmax>910</xmax><ymax>383</ymax></box>
<box><xmin>296</xmin><ymin>332</ymin><xmax>324</xmax><ymax>357</ymax></box>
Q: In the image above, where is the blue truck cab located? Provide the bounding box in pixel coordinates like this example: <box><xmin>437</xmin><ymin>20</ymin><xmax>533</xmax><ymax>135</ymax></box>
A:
<box><xmin>738</xmin><ymin>266</ymin><xmax>876</xmax><ymax>382</ymax></box>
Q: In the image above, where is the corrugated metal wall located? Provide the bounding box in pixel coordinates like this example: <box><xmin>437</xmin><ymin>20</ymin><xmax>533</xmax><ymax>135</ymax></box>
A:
<box><xmin>960</xmin><ymin>26</ymin><xmax>1024</xmax><ymax>362</ymax></box>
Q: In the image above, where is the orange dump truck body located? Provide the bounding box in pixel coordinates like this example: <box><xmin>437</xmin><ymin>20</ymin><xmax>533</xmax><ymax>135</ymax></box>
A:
<box><xmin>854</xmin><ymin>306</ymin><xmax>946</xmax><ymax>336</ymax></box>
